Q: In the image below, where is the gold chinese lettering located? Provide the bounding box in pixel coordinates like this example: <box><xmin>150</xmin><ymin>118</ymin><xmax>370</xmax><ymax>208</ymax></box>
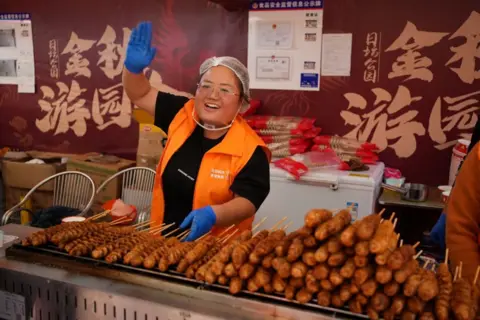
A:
<box><xmin>363</xmin><ymin>32</ymin><xmax>380</xmax><ymax>83</ymax></box>
<box><xmin>61</xmin><ymin>32</ymin><xmax>96</xmax><ymax>78</ymax></box>
<box><xmin>446</xmin><ymin>11</ymin><xmax>480</xmax><ymax>84</ymax></box>
<box><xmin>35</xmin><ymin>80</ymin><xmax>91</xmax><ymax>137</ymax></box>
<box><xmin>96</xmin><ymin>25</ymin><xmax>131</xmax><ymax>80</ymax></box>
<box><xmin>428</xmin><ymin>90</ymin><xmax>480</xmax><ymax>150</ymax></box>
<box><xmin>92</xmin><ymin>83</ymin><xmax>132</xmax><ymax>130</ymax></box>
<box><xmin>386</xmin><ymin>21</ymin><xmax>449</xmax><ymax>82</ymax></box>
<box><xmin>340</xmin><ymin>86</ymin><xmax>425</xmax><ymax>158</ymax></box>
<box><xmin>48</xmin><ymin>39</ymin><xmax>59</xmax><ymax>79</ymax></box>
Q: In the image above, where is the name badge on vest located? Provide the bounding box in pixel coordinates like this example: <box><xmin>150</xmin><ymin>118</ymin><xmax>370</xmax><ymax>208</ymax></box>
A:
<box><xmin>210</xmin><ymin>168</ymin><xmax>230</xmax><ymax>180</ymax></box>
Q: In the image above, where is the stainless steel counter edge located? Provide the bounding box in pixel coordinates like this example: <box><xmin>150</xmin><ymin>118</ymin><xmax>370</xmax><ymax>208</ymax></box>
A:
<box><xmin>0</xmin><ymin>224</ymin><xmax>349</xmax><ymax>320</ymax></box>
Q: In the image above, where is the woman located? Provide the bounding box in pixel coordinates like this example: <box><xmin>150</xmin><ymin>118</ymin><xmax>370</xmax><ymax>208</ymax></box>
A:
<box><xmin>123</xmin><ymin>21</ymin><xmax>271</xmax><ymax>241</ymax></box>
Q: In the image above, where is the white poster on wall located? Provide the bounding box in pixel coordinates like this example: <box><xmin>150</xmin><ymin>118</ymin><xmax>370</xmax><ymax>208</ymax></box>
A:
<box><xmin>248</xmin><ymin>0</ymin><xmax>324</xmax><ymax>91</ymax></box>
<box><xmin>0</xmin><ymin>13</ymin><xmax>35</xmax><ymax>93</ymax></box>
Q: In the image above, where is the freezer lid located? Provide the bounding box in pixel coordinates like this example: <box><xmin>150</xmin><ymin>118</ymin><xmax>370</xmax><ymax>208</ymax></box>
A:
<box><xmin>270</xmin><ymin>161</ymin><xmax>385</xmax><ymax>188</ymax></box>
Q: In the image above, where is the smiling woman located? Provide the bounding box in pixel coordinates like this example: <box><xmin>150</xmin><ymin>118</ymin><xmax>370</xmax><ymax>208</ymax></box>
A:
<box><xmin>122</xmin><ymin>21</ymin><xmax>271</xmax><ymax>242</ymax></box>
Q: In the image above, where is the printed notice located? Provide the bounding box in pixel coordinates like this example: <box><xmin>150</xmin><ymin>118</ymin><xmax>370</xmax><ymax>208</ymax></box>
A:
<box><xmin>321</xmin><ymin>33</ymin><xmax>353</xmax><ymax>76</ymax></box>
<box><xmin>256</xmin><ymin>21</ymin><xmax>294</xmax><ymax>49</ymax></box>
<box><xmin>256</xmin><ymin>56</ymin><xmax>290</xmax><ymax>80</ymax></box>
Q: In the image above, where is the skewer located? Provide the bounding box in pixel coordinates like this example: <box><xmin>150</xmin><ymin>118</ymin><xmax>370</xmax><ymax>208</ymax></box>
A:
<box><xmin>132</xmin><ymin>220</ymin><xmax>154</xmax><ymax>228</ymax></box>
<box><xmin>459</xmin><ymin>261</ymin><xmax>463</xmax><ymax>279</ymax></box>
<box><xmin>454</xmin><ymin>266</ymin><xmax>459</xmax><ymax>282</ymax></box>
<box><xmin>86</xmin><ymin>210</ymin><xmax>110</xmax><ymax>221</ymax></box>
<box><xmin>393</xmin><ymin>218</ymin><xmax>398</xmax><ymax>228</ymax></box>
<box><xmin>109</xmin><ymin>216</ymin><xmax>130</xmax><ymax>226</ymax></box>
<box><xmin>196</xmin><ymin>231</ymin><xmax>211</xmax><ymax>242</ymax></box>
<box><xmin>270</xmin><ymin>217</ymin><xmax>287</xmax><ymax>231</ymax></box>
<box><xmin>378</xmin><ymin>208</ymin><xmax>386</xmax><ymax>217</ymax></box>
<box><xmin>180</xmin><ymin>231</ymin><xmax>190</xmax><ymax>241</ymax></box>
<box><xmin>222</xmin><ymin>229</ymin><xmax>239</xmax><ymax>243</ymax></box>
<box><xmin>445</xmin><ymin>248</ymin><xmax>449</xmax><ymax>264</ymax></box>
<box><xmin>412</xmin><ymin>241</ymin><xmax>420</xmax><ymax>249</ymax></box>
<box><xmin>154</xmin><ymin>222</ymin><xmax>175</xmax><ymax>234</ymax></box>
<box><xmin>176</xmin><ymin>229</ymin><xmax>190</xmax><ymax>239</ymax></box>
<box><xmin>423</xmin><ymin>260</ymin><xmax>430</xmax><ymax>269</ymax></box>
<box><xmin>380</xmin><ymin>219</ymin><xmax>384</xmax><ymax>223</ymax></box>
<box><xmin>399</xmin><ymin>239</ymin><xmax>404</xmax><ymax>247</ymax></box>
<box><xmin>252</xmin><ymin>217</ymin><xmax>267</xmax><ymax>232</ymax></box>
<box><xmin>474</xmin><ymin>266</ymin><xmax>480</xmax><ymax>285</ymax></box>
<box><xmin>218</xmin><ymin>225</ymin><xmax>236</xmax><ymax>238</ymax></box>
<box><xmin>147</xmin><ymin>225</ymin><xmax>167</xmax><ymax>234</ymax></box>
<box><xmin>282</xmin><ymin>221</ymin><xmax>293</xmax><ymax>231</ymax></box>
<box><xmin>414</xmin><ymin>250</ymin><xmax>423</xmax><ymax>260</ymax></box>
<box><xmin>163</xmin><ymin>228</ymin><xmax>180</xmax><ymax>238</ymax></box>
<box><xmin>389</xmin><ymin>212</ymin><xmax>396</xmax><ymax>222</ymax></box>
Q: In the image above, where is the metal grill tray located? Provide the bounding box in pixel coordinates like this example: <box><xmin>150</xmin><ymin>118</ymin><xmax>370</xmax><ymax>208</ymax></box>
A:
<box><xmin>9</xmin><ymin>243</ymin><xmax>368</xmax><ymax>319</ymax></box>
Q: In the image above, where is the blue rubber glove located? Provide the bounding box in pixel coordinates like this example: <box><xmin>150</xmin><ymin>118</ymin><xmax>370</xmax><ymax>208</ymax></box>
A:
<box><xmin>180</xmin><ymin>206</ymin><xmax>217</xmax><ymax>242</ymax></box>
<box><xmin>430</xmin><ymin>212</ymin><xmax>446</xmax><ymax>249</ymax></box>
<box><xmin>125</xmin><ymin>21</ymin><xmax>157</xmax><ymax>74</ymax></box>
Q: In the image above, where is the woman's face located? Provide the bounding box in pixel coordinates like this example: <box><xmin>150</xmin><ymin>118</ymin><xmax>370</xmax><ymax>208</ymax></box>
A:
<box><xmin>194</xmin><ymin>66</ymin><xmax>242</xmax><ymax>128</ymax></box>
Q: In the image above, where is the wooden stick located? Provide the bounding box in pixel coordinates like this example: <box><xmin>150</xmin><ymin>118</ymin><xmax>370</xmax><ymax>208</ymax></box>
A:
<box><xmin>218</xmin><ymin>225</ymin><xmax>236</xmax><ymax>238</ymax></box>
<box><xmin>196</xmin><ymin>231</ymin><xmax>211</xmax><ymax>242</ymax></box>
<box><xmin>412</xmin><ymin>241</ymin><xmax>420</xmax><ymax>249</ymax></box>
<box><xmin>109</xmin><ymin>216</ymin><xmax>130</xmax><ymax>225</ymax></box>
<box><xmin>133</xmin><ymin>221</ymin><xmax>154</xmax><ymax>229</ymax></box>
<box><xmin>378</xmin><ymin>208</ymin><xmax>386</xmax><ymax>217</ymax></box>
<box><xmin>86</xmin><ymin>210</ymin><xmax>110</xmax><ymax>221</ymax></box>
<box><xmin>158</xmin><ymin>222</ymin><xmax>175</xmax><ymax>233</ymax></box>
<box><xmin>163</xmin><ymin>228</ymin><xmax>180</xmax><ymax>238</ymax></box>
<box><xmin>445</xmin><ymin>248</ymin><xmax>449</xmax><ymax>264</ymax></box>
<box><xmin>222</xmin><ymin>229</ymin><xmax>239</xmax><ymax>243</ymax></box>
<box><xmin>474</xmin><ymin>266</ymin><xmax>480</xmax><ymax>285</ymax></box>
<box><xmin>180</xmin><ymin>231</ymin><xmax>190</xmax><ymax>241</ymax></box>
<box><xmin>389</xmin><ymin>212</ymin><xmax>396</xmax><ymax>222</ymax></box>
<box><xmin>414</xmin><ymin>250</ymin><xmax>423</xmax><ymax>260</ymax></box>
<box><xmin>282</xmin><ymin>221</ymin><xmax>293</xmax><ymax>231</ymax></box>
<box><xmin>459</xmin><ymin>261</ymin><xmax>463</xmax><ymax>279</ymax></box>
<box><xmin>423</xmin><ymin>260</ymin><xmax>430</xmax><ymax>269</ymax></box>
<box><xmin>252</xmin><ymin>217</ymin><xmax>267</xmax><ymax>232</ymax></box>
<box><xmin>400</xmin><ymin>239</ymin><xmax>404</xmax><ymax>247</ymax></box>
<box><xmin>393</xmin><ymin>218</ymin><xmax>398</xmax><ymax>229</ymax></box>
<box><xmin>270</xmin><ymin>217</ymin><xmax>288</xmax><ymax>231</ymax></box>
<box><xmin>380</xmin><ymin>219</ymin><xmax>384</xmax><ymax>223</ymax></box>
<box><xmin>176</xmin><ymin>229</ymin><xmax>190</xmax><ymax>239</ymax></box>
<box><xmin>454</xmin><ymin>266</ymin><xmax>459</xmax><ymax>282</ymax></box>
<box><xmin>148</xmin><ymin>224</ymin><xmax>168</xmax><ymax>234</ymax></box>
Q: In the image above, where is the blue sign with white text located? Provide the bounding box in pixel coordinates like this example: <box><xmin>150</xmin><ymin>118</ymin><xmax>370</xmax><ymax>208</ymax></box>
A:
<box><xmin>250</xmin><ymin>0</ymin><xmax>323</xmax><ymax>11</ymax></box>
<box><xmin>300</xmin><ymin>73</ymin><xmax>319</xmax><ymax>88</ymax></box>
<box><xmin>0</xmin><ymin>13</ymin><xmax>31</xmax><ymax>20</ymax></box>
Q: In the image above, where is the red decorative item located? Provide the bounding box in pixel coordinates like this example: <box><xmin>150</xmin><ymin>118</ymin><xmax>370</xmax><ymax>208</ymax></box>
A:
<box><xmin>273</xmin><ymin>158</ymin><xmax>309</xmax><ymax>180</ymax></box>
<box><xmin>103</xmin><ymin>199</ymin><xmax>137</xmax><ymax>225</ymax></box>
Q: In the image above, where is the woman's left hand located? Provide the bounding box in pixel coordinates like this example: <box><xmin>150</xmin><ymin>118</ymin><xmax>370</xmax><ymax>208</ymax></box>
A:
<box><xmin>180</xmin><ymin>206</ymin><xmax>217</xmax><ymax>241</ymax></box>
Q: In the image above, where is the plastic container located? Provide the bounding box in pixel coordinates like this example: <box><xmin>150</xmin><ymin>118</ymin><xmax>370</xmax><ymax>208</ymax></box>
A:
<box><xmin>449</xmin><ymin>139</ymin><xmax>470</xmax><ymax>185</ymax></box>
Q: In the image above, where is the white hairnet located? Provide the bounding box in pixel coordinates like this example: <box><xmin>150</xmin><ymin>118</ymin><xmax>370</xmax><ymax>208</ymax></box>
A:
<box><xmin>199</xmin><ymin>56</ymin><xmax>251</xmax><ymax>112</ymax></box>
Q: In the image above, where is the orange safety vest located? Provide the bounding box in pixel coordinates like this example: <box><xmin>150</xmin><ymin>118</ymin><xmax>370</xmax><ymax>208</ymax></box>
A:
<box><xmin>150</xmin><ymin>99</ymin><xmax>271</xmax><ymax>236</ymax></box>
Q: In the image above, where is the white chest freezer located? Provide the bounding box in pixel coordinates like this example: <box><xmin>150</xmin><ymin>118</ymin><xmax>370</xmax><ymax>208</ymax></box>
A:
<box><xmin>254</xmin><ymin>162</ymin><xmax>385</xmax><ymax>231</ymax></box>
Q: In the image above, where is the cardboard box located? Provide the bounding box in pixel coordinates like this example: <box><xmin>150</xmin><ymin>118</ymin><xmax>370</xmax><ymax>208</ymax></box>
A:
<box><xmin>136</xmin><ymin>124</ymin><xmax>164</xmax><ymax>170</ymax></box>
<box><xmin>67</xmin><ymin>153</ymin><xmax>135</xmax><ymax>206</ymax></box>
<box><xmin>1</xmin><ymin>152</ymin><xmax>67</xmax><ymax>213</ymax></box>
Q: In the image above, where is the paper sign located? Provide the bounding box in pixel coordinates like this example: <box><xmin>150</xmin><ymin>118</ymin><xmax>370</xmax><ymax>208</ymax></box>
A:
<box><xmin>256</xmin><ymin>56</ymin><xmax>291</xmax><ymax>80</ymax></box>
<box><xmin>256</xmin><ymin>21</ymin><xmax>293</xmax><ymax>49</ymax></box>
<box><xmin>321</xmin><ymin>33</ymin><xmax>353</xmax><ymax>76</ymax></box>
<box><xmin>0</xmin><ymin>290</ymin><xmax>26</xmax><ymax>320</ymax></box>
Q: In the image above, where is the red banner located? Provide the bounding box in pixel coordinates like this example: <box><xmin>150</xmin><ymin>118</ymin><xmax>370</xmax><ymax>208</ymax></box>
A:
<box><xmin>0</xmin><ymin>0</ymin><xmax>479</xmax><ymax>185</ymax></box>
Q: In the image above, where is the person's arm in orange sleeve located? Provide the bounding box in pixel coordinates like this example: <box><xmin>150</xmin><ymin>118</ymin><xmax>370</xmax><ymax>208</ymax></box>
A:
<box><xmin>446</xmin><ymin>142</ymin><xmax>480</xmax><ymax>282</ymax></box>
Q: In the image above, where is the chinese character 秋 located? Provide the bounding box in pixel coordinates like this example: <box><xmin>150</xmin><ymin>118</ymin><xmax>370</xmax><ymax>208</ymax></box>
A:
<box><xmin>96</xmin><ymin>25</ymin><xmax>131</xmax><ymax>80</ymax></box>
<box><xmin>92</xmin><ymin>83</ymin><xmax>132</xmax><ymax>130</ymax></box>
<box><xmin>61</xmin><ymin>32</ymin><xmax>96</xmax><ymax>78</ymax></box>
<box><xmin>428</xmin><ymin>90</ymin><xmax>480</xmax><ymax>150</ymax></box>
<box><xmin>35</xmin><ymin>80</ymin><xmax>91</xmax><ymax>137</ymax></box>
<box><xmin>340</xmin><ymin>85</ymin><xmax>425</xmax><ymax>158</ymax></box>
<box><xmin>446</xmin><ymin>11</ymin><xmax>480</xmax><ymax>84</ymax></box>
<box><xmin>385</xmin><ymin>21</ymin><xmax>449</xmax><ymax>82</ymax></box>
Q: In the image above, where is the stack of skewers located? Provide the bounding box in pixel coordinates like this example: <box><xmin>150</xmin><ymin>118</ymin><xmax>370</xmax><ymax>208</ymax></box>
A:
<box><xmin>21</xmin><ymin>209</ymin><xmax>479</xmax><ymax>320</ymax></box>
